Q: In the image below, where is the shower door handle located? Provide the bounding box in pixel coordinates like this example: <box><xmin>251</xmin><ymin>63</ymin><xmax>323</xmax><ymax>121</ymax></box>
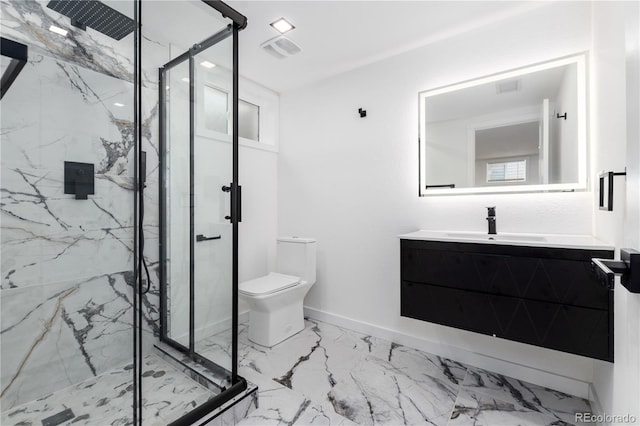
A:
<box><xmin>196</xmin><ymin>234</ymin><xmax>221</xmax><ymax>242</ymax></box>
<box><xmin>222</xmin><ymin>184</ymin><xmax>242</xmax><ymax>223</ymax></box>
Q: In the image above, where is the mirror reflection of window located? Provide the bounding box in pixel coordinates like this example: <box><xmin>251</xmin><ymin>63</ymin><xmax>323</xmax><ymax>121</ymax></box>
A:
<box><xmin>487</xmin><ymin>160</ymin><xmax>527</xmax><ymax>182</ymax></box>
<box><xmin>203</xmin><ymin>85</ymin><xmax>228</xmax><ymax>134</ymax></box>
<box><xmin>474</xmin><ymin>121</ymin><xmax>539</xmax><ymax>186</ymax></box>
<box><xmin>238</xmin><ymin>99</ymin><xmax>259</xmax><ymax>141</ymax></box>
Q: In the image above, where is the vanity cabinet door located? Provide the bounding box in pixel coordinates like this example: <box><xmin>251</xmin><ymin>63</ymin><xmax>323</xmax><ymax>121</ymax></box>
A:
<box><xmin>400</xmin><ymin>240</ymin><xmax>614</xmax><ymax>362</ymax></box>
<box><xmin>401</xmin><ymin>281</ymin><xmax>500</xmax><ymax>336</ymax></box>
<box><xmin>502</xmin><ymin>299</ymin><xmax>611</xmax><ymax>360</ymax></box>
<box><xmin>401</xmin><ymin>241</ymin><xmax>612</xmax><ymax>309</ymax></box>
<box><xmin>401</xmin><ymin>280</ymin><xmax>612</xmax><ymax>361</ymax></box>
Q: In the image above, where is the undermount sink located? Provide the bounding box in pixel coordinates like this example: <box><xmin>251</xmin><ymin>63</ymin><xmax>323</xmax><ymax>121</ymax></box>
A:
<box><xmin>398</xmin><ymin>230</ymin><xmax>614</xmax><ymax>250</ymax></box>
<box><xmin>445</xmin><ymin>232</ymin><xmax>547</xmax><ymax>242</ymax></box>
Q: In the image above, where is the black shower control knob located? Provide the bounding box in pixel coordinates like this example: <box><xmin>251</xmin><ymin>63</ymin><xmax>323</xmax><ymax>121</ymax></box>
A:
<box><xmin>222</xmin><ymin>185</ymin><xmax>231</xmax><ymax>192</ymax></box>
<box><xmin>225</xmin><ymin>215</ymin><xmax>231</xmax><ymax>220</ymax></box>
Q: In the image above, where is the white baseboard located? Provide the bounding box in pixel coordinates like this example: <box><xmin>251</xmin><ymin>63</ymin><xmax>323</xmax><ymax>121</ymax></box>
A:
<box><xmin>588</xmin><ymin>383</ymin><xmax>606</xmax><ymax>425</ymax></box>
<box><xmin>304</xmin><ymin>306</ymin><xmax>591</xmax><ymax>399</ymax></box>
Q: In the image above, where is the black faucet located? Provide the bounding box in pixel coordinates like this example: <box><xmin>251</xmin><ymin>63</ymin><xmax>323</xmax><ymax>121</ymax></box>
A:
<box><xmin>486</xmin><ymin>206</ymin><xmax>497</xmax><ymax>235</ymax></box>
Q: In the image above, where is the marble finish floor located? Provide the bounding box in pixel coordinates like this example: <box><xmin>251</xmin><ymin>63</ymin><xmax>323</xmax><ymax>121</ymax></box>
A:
<box><xmin>1</xmin><ymin>354</ymin><xmax>216</xmax><ymax>426</ymax></box>
<box><xmin>199</xmin><ymin>319</ymin><xmax>592</xmax><ymax>426</ymax></box>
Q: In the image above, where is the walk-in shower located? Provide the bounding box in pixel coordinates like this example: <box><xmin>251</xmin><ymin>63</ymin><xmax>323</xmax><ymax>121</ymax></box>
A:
<box><xmin>0</xmin><ymin>1</ymin><xmax>250</xmax><ymax>424</ymax></box>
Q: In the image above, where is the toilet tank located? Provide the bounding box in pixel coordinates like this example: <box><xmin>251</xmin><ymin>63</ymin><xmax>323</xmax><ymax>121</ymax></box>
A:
<box><xmin>276</xmin><ymin>237</ymin><xmax>317</xmax><ymax>284</ymax></box>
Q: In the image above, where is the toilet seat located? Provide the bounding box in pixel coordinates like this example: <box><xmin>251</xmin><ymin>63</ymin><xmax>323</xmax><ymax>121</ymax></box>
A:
<box><xmin>239</xmin><ymin>272</ymin><xmax>300</xmax><ymax>296</ymax></box>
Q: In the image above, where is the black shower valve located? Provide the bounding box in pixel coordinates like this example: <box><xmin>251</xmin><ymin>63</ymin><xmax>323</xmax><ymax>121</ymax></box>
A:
<box><xmin>358</xmin><ymin>108</ymin><xmax>367</xmax><ymax>118</ymax></box>
<box><xmin>64</xmin><ymin>161</ymin><xmax>94</xmax><ymax>200</ymax></box>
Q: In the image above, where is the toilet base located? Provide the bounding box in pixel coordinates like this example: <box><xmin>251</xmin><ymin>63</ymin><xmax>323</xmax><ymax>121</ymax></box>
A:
<box><xmin>247</xmin><ymin>302</ymin><xmax>305</xmax><ymax>347</ymax></box>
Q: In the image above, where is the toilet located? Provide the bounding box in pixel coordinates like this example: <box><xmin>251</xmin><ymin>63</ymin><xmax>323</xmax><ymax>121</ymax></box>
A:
<box><xmin>239</xmin><ymin>237</ymin><xmax>317</xmax><ymax>347</ymax></box>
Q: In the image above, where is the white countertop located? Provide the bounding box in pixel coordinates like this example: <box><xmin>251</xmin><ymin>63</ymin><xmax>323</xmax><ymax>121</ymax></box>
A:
<box><xmin>398</xmin><ymin>230</ymin><xmax>614</xmax><ymax>251</ymax></box>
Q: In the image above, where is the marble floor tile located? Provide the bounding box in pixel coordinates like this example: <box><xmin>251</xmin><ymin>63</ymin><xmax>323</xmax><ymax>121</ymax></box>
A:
<box><xmin>449</xmin><ymin>388</ymin><xmax>570</xmax><ymax>426</ymax></box>
<box><xmin>463</xmin><ymin>367</ymin><xmax>591</xmax><ymax>424</ymax></box>
<box><xmin>237</xmin><ymin>367</ymin><xmax>313</xmax><ymax>425</ymax></box>
<box><xmin>1</xmin><ymin>354</ymin><xmax>215</xmax><ymax>426</ymax></box>
<box><xmin>232</xmin><ymin>319</ymin><xmax>592</xmax><ymax>426</ymax></box>
<box><xmin>230</xmin><ymin>320</ymin><xmax>462</xmax><ymax>425</ymax></box>
<box><xmin>1</xmin><ymin>318</ymin><xmax>594</xmax><ymax>426</ymax></box>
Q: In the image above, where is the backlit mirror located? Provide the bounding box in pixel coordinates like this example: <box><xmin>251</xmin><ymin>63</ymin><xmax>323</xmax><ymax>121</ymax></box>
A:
<box><xmin>419</xmin><ymin>54</ymin><xmax>587</xmax><ymax>195</ymax></box>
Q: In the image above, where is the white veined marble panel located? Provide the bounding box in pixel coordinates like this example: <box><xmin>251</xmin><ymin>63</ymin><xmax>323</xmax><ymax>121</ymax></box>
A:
<box><xmin>0</xmin><ymin>0</ymin><xmax>134</xmax><ymax>81</ymax></box>
<box><xmin>0</xmin><ymin>272</ymin><xmax>153</xmax><ymax>409</ymax></box>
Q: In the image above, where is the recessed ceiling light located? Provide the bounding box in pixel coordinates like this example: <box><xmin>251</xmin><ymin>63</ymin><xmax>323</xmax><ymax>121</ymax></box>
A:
<box><xmin>113</xmin><ymin>102</ymin><xmax>125</xmax><ymax>107</ymax></box>
<box><xmin>270</xmin><ymin>18</ymin><xmax>294</xmax><ymax>34</ymax></box>
<box><xmin>49</xmin><ymin>25</ymin><xmax>68</xmax><ymax>37</ymax></box>
<box><xmin>181</xmin><ymin>77</ymin><xmax>190</xmax><ymax>83</ymax></box>
<box><xmin>200</xmin><ymin>61</ymin><xmax>216</xmax><ymax>69</ymax></box>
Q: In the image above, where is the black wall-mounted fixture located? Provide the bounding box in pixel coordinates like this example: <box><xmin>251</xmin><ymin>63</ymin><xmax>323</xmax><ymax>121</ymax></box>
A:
<box><xmin>425</xmin><ymin>184</ymin><xmax>455</xmax><ymax>189</ymax></box>
<box><xmin>64</xmin><ymin>161</ymin><xmax>95</xmax><ymax>200</ymax></box>
<box><xmin>556</xmin><ymin>112</ymin><xmax>567</xmax><ymax>120</ymax></box>
<box><xmin>1</xmin><ymin>37</ymin><xmax>28</xmax><ymax>100</ymax></box>
<box><xmin>592</xmin><ymin>248</ymin><xmax>640</xmax><ymax>293</ymax></box>
<box><xmin>196</xmin><ymin>234</ymin><xmax>221</xmax><ymax>242</ymax></box>
<box><xmin>358</xmin><ymin>108</ymin><xmax>367</xmax><ymax>118</ymax></box>
<box><xmin>140</xmin><ymin>150</ymin><xmax>147</xmax><ymax>189</ymax></box>
<box><xmin>599</xmin><ymin>169</ymin><xmax>626</xmax><ymax>211</ymax></box>
<box><xmin>486</xmin><ymin>206</ymin><xmax>497</xmax><ymax>235</ymax></box>
<box><xmin>46</xmin><ymin>0</ymin><xmax>135</xmax><ymax>40</ymax></box>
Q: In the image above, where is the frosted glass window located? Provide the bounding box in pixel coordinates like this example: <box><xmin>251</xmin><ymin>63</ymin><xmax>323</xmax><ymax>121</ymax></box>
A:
<box><xmin>487</xmin><ymin>160</ymin><xmax>526</xmax><ymax>182</ymax></box>
<box><xmin>204</xmin><ymin>85</ymin><xmax>228</xmax><ymax>133</ymax></box>
<box><xmin>238</xmin><ymin>99</ymin><xmax>259</xmax><ymax>141</ymax></box>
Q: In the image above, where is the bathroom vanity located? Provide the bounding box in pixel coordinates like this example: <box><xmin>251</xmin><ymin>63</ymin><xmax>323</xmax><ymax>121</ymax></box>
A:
<box><xmin>399</xmin><ymin>231</ymin><xmax>615</xmax><ymax>361</ymax></box>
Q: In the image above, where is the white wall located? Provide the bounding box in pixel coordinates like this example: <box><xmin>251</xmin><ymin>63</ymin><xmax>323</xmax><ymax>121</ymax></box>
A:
<box><xmin>591</xmin><ymin>2</ymin><xmax>640</xmax><ymax>423</ymax></box>
<box><xmin>279</xmin><ymin>1</ymin><xmax>598</xmax><ymax>395</ymax></box>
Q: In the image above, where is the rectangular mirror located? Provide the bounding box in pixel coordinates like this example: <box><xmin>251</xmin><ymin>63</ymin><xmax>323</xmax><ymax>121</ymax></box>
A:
<box><xmin>419</xmin><ymin>53</ymin><xmax>587</xmax><ymax>195</ymax></box>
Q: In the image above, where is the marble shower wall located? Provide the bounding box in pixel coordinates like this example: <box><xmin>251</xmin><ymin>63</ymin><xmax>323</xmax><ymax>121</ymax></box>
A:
<box><xmin>0</xmin><ymin>0</ymin><xmax>164</xmax><ymax>410</ymax></box>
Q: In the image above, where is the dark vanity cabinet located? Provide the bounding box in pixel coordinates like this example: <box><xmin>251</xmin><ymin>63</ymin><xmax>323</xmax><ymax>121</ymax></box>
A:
<box><xmin>400</xmin><ymin>239</ymin><xmax>615</xmax><ymax>361</ymax></box>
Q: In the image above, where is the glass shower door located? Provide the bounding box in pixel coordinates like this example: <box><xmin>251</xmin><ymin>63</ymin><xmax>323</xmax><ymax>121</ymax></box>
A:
<box><xmin>162</xmin><ymin>59</ymin><xmax>191</xmax><ymax>350</ymax></box>
<box><xmin>192</xmin><ymin>35</ymin><xmax>235</xmax><ymax>375</ymax></box>
<box><xmin>160</xmin><ymin>23</ymin><xmax>240</xmax><ymax>391</ymax></box>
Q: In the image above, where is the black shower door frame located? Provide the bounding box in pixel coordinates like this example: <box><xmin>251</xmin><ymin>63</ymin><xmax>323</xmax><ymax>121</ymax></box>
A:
<box><xmin>155</xmin><ymin>22</ymin><xmax>245</xmax><ymax>426</ymax></box>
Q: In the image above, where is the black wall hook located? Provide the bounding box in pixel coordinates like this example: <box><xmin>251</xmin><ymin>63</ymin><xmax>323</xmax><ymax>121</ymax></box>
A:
<box><xmin>556</xmin><ymin>112</ymin><xmax>567</xmax><ymax>120</ymax></box>
<box><xmin>358</xmin><ymin>108</ymin><xmax>367</xmax><ymax>118</ymax></box>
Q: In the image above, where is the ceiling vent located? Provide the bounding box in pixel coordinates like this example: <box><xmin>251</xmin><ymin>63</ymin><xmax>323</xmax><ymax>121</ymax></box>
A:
<box><xmin>261</xmin><ymin>35</ymin><xmax>302</xmax><ymax>59</ymax></box>
<box><xmin>496</xmin><ymin>79</ymin><xmax>520</xmax><ymax>94</ymax></box>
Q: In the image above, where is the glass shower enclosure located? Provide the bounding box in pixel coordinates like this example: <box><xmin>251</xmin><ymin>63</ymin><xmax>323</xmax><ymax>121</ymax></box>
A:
<box><xmin>158</xmin><ymin>8</ymin><xmax>245</xmax><ymax>407</ymax></box>
<box><xmin>1</xmin><ymin>1</ymin><xmax>247</xmax><ymax>424</ymax></box>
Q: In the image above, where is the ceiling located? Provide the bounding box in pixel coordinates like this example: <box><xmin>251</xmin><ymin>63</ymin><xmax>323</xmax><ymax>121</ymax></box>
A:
<box><xmin>227</xmin><ymin>0</ymin><xmax>544</xmax><ymax>93</ymax></box>
<box><xmin>109</xmin><ymin>0</ymin><xmax>546</xmax><ymax>93</ymax></box>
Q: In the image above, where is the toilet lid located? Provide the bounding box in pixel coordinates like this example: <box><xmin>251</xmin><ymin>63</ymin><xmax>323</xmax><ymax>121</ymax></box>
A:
<box><xmin>239</xmin><ymin>272</ymin><xmax>300</xmax><ymax>296</ymax></box>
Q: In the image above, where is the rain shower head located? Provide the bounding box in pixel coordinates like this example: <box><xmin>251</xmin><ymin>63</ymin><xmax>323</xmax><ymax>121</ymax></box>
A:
<box><xmin>46</xmin><ymin>0</ymin><xmax>134</xmax><ymax>41</ymax></box>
